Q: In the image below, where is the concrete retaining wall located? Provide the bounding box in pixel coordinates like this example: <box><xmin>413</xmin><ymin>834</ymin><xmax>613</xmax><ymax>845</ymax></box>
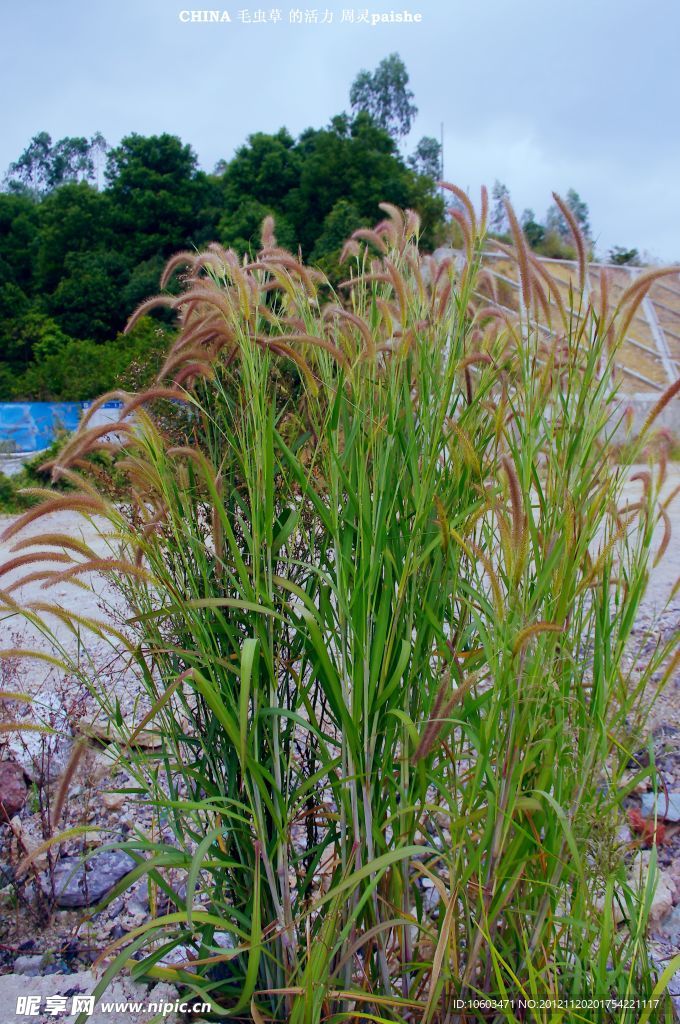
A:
<box><xmin>612</xmin><ymin>392</ymin><xmax>680</xmax><ymax>442</ymax></box>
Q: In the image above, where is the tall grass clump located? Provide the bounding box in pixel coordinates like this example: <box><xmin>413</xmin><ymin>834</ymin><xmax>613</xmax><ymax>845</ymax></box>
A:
<box><xmin>2</xmin><ymin>192</ymin><xmax>680</xmax><ymax>1022</ymax></box>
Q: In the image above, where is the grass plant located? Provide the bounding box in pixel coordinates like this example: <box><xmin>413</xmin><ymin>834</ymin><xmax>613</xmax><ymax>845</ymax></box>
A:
<box><xmin>2</xmin><ymin>190</ymin><xmax>680</xmax><ymax>1022</ymax></box>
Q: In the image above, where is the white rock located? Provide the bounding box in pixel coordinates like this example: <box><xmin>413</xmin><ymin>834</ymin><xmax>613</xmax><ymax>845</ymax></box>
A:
<box><xmin>629</xmin><ymin>851</ymin><xmax>676</xmax><ymax>924</ymax></box>
<box><xmin>102</xmin><ymin>791</ymin><xmax>126</xmax><ymax>811</ymax></box>
<box><xmin>0</xmin><ymin>970</ymin><xmax>182</xmax><ymax>1023</ymax></box>
<box><xmin>593</xmin><ymin>890</ymin><xmax>626</xmax><ymax>925</ymax></box>
<box><xmin>641</xmin><ymin>792</ymin><xmax>680</xmax><ymax>823</ymax></box>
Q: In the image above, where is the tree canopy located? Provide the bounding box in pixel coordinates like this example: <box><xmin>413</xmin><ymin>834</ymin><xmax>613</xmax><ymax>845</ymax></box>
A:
<box><xmin>349</xmin><ymin>53</ymin><xmax>418</xmax><ymax>139</ymax></box>
<box><xmin>0</xmin><ymin>54</ymin><xmax>609</xmax><ymax>404</ymax></box>
<box><xmin>3</xmin><ymin>132</ymin><xmax>107</xmax><ymax>195</ymax></box>
<box><xmin>0</xmin><ymin>108</ymin><xmax>444</xmax><ymax>400</ymax></box>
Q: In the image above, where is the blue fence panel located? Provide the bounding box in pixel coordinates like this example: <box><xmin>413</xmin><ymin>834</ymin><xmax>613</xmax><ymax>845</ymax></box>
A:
<box><xmin>0</xmin><ymin>401</ymin><xmax>122</xmax><ymax>453</ymax></box>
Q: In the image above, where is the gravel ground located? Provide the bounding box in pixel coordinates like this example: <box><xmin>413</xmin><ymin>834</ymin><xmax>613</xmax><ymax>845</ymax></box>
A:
<box><xmin>0</xmin><ymin>971</ymin><xmax>186</xmax><ymax>1023</ymax></box>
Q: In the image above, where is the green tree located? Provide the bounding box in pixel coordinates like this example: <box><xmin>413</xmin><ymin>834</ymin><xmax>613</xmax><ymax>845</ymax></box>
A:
<box><xmin>0</xmin><ymin>281</ymin><xmax>30</xmax><ymax>322</ymax></box>
<box><xmin>311</xmin><ymin>199</ymin><xmax>365</xmax><ymax>259</ymax></box>
<box><xmin>121</xmin><ymin>255</ymin><xmax>171</xmax><ymax>314</ymax></box>
<box><xmin>105</xmin><ymin>133</ymin><xmax>218</xmax><ymax>261</ymax></box>
<box><xmin>47</xmin><ymin>136</ymin><xmax>95</xmax><ymax>188</ymax></box>
<box><xmin>0</xmin><ymin>193</ymin><xmax>39</xmax><ymax>290</ymax></box>
<box><xmin>220</xmin><ymin>129</ymin><xmax>301</xmax><ymax>207</ymax></box>
<box><xmin>4</xmin><ymin>132</ymin><xmax>53</xmax><ymax>194</ymax></box>
<box><xmin>11</xmin><ymin>318</ymin><xmax>170</xmax><ymax>401</ymax></box>
<box><xmin>521</xmin><ymin>208</ymin><xmax>545</xmax><ymax>249</ymax></box>
<box><xmin>349</xmin><ymin>53</ymin><xmax>418</xmax><ymax>139</ymax></box>
<box><xmin>608</xmin><ymin>245</ymin><xmax>640</xmax><ymax>266</ymax></box>
<box><xmin>292</xmin><ymin>113</ymin><xmax>443</xmax><ymax>254</ymax></box>
<box><xmin>35</xmin><ymin>182</ymin><xmax>113</xmax><ymax>291</ymax></box>
<box><xmin>14</xmin><ymin>336</ymin><xmax>122</xmax><ymax>400</ymax></box>
<box><xmin>218</xmin><ymin>114</ymin><xmax>443</xmax><ymax>260</ymax></box>
<box><xmin>0</xmin><ymin>310</ymin><xmax>71</xmax><ymax>370</ymax></box>
<box><xmin>490</xmin><ymin>180</ymin><xmax>511</xmax><ymax>235</ymax></box>
<box><xmin>4</xmin><ymin>132</ymin><xmax>107</xmax><ymax>194</ymax></box>
<box><xmin>218</xmin><ymin>129</ymin><xmax>300</xmax><ymax>251</ymax></box>
<box><xmin>546</xmin><ymin>188</ymin><xmax>591</xmax><ymax>242</ymax></box>
<box><xmin>408</xmin><ymin>136</ymin><xmax>442</xmax><ymax>180</ymax></box>
<box><xmin>219</xmin><ymin>196</ymin><xmax>295</xmax><ymax>254</ymax></box>
<box><xmin>310</xmin><ymin>198</ymin><xmax>368</xmax><ymax>281</ymax></box>
<box><xmin>48</xmin><ymin>250</ymin><xmax>128</xmax><ymax>341</ymax></box>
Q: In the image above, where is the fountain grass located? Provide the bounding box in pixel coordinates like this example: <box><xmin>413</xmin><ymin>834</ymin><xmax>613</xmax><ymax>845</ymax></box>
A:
<box><xmin>2</xmin><ymin>192</ymin><xmax>680</xmax><ymax>1023</ymax></box>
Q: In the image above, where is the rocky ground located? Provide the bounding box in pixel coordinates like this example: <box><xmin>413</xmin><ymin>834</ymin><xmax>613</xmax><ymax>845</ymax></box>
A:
<box><xmin>0</xmin><ymin>510</ymin><xmax>187</xmax><ymax>1021</ymax></box>
<box><xmin>0</xmin><ymin>468</ymin><xmax>679</xmax><ymax>1021</ymax></box>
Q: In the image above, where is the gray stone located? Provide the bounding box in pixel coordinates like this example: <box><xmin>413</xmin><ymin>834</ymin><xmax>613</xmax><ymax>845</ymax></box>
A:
<box><xmin>12</xmin><ymin>955</ymin><xmax>43</xmax><ymax>976</ymax></box>
<box><xmin>0</xmin><ymin>761</ymin><xmax>27</xmax><ymax>819</ymax></box>
<box><xmin>50</xmin><ymin>849</ymin><xmax>137</xmax><ymax>908</ymax></box>
<box><xmin>660</xmin><ymin>905</ymin><xmax>680</xmax><ymax>947</ymax></box>
<box><xmin>0</xmin><ymin>970</ymin><xmax>182</xmax><ymax>1023</ymax></box>
<box><xmin>641</xmin><ymin>792</ymin><xmax>680</xmax><ymax>823</ymax></box>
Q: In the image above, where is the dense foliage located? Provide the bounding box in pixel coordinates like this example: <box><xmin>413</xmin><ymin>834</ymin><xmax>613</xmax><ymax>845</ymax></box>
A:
<box><xmin>0</xmin><ymin>53</ymin><xmax>615</xmax><ymax>406</ymax></box>
<box><xmin>0</xmin><ymin>95</ymin><xmax>444</xmax><ymax>401</ymax></box>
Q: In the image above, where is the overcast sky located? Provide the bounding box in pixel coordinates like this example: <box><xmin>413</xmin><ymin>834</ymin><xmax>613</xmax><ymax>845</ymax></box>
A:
<box><xmin>2</xmin><ymin>0</ymin><xmax>679</xmax><ymax>260</ymax></box>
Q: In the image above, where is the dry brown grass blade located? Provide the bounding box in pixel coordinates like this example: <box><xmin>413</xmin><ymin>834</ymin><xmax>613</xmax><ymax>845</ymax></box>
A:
<box><xmin>4</xmin><ymin>569</ymin><xmax>90</xmax><ymax>594</ymax></box>
<box><xmin>127</xmin><ymin>671</ymin><xmax>192</xmax><ymax>746</ymax></box>
<box><xmin>617</xmin><ymin>265</ymin><xmax>680</xmax><ymax>310</ymax></box>
<box><xmin>404</xmin><ymin>207</ymin><xmax>421</xmax><ymax>240</ymax></box>
<box><xmin>378</xmin><ymin>201</ymin><xmax>405</xmax><ymax>235</ymax></box>
<box><xmin>450</xmin><ymin>208</ymin><xmax>473</xmax><ymax>256</ymax></box>
<box><xmin>412</xmin><ymin>672</ymin><xmax>479</xmax><ymax>763</ymax></box>
<box><xmin>629</xmin><ymin>470</ymin><xmax>652</xmax><ymax>496</ymax></box>
<box><xmin>640</xmin><ymin>378</ymin><xmax>680</xmax><ymax>436</ymax></box>
<box><xmin>40</xmin><ymin>558</ymin><xmax>154</xmax><ymax>588</ymax></box>
<box><xmin>323</xmin><ymin>306</ymin><xmax>375</xmax><ymax>359</ymax></box>
<box><xmin>260</xmin><ymin>215</ymin><xmax>276</xmax><ymax>249</ymax></box>
<box><xmin>422</xmin><ymin>888</ymin><xmax>456</xmax><ymax>1022</ymax></box>
<box><xmin>51</xmin><ymin>738</ymin><xmax>88</xmax><ymax>830</ymax></box>
<box><xmin>172</xmin><ymin>361</ymin><xmax>215</xmax><ymax>386</ymax></box>
<box><xmin>159</xmin><ymin>250</ymin><xmax>198</xmax><ymax>289</ymax></box>
<box><xmin>24</xmin><ymin>602</ymin><xmax>132</xmax><ymax>647</ymax></box>
<box><xmin>258</xmin><ymin>333</ymin><xmax>350</xmax><ymax>372</ymax></box>
<box><xmin>440</xmin><ymin>181</ymin><xmax>478</xmax><ymax>237</ymax></box>
<box><xmin>504</xmin><ymin>199</ymin><xmax>532</xmax><ymax>312</ymax></box>
<box><xmin>351</xmin><ymin>227</ymin><xmax>387</xmax><ymax>254</ymax></box>
<box><xmin>551</xmin><ymin>192</ymin><xmax>587</xmax><ymax>292</ymax></box>
<box><xmin>339</xmin><ymin>239</ymin><xmax>361</xmax><ymax>263</ymax></box>
<box><xmin>49</xmin><ymin>422</ymin><xmax>135</xmax><ymax>474</ymax></box>
<box><xmin>0</xmin><ymin>722</ymin><xmax>55</xmax><ymax>735</ymax></box>
<box><xmin>15</xmin><ymin>824</ymin><xmax>101</xmax><ymax>879</ymax></box>
<box><xmin>458</xmin><ymin>352</ymin><xmax>493</xmax><ymax>372</ymax></box>
<box><xmin>598</xmin><ymin>267</ymin><xmax>610</xmax><ymax>326</ymax></box>
<box><xmin>0</xmin><ymin>551</ymin><xmax>73</xmax><ymax>578</ymax></box>
<box><xmin>501</xmin><ymin>454</ymin><xmax>525</xmax><ymax>555</ymax></box>
<box><xmin>480</xmin><ymin>184</ymin><xmax>489</xmax><ymax>235</ymax></box>
<box><xmin>513</xmin><ymin>622</ymin><xmax>564</xmax><ymax>656</ymax></box>
<box><xmin>0</xmin><ymin>495</ymin><xmax>109</xmax><ymax>543</ymax></box>
<box><xmin>262</xmin><ymin>342</ymin><xmax>318</xmax><ymax>393</ymax></box>
<box><xmin>531</xmin><ymin>271</ymin><xmax>552</xmax><ymax>327</ymax></box>
<box><xmin>125</xmin><ymin>294</ymin><xmax>178</xmax><ymax>333</ymax></box>
<box><xmin>613</xmin><ymin>267</ymin><xmax>680</xmax><ymax>346</ymax></box>
<box><xmin>654</xmin><ymin>507</ymin><xmax>672</xmax><ymax>568</ymax></box>
<box><xmin>527</xmin><ymin>252</ymin><xmax>568</xmax><ymax>329</ymax></box>
<box><xmin>122</xmin><ymin>388</ymin><xmax>189</xmax><ymax>417</ymax></box>
<box><xmin>384</xmin><ymin>258</ymin><xmax>409</xmax><ymax>327</ymax></box>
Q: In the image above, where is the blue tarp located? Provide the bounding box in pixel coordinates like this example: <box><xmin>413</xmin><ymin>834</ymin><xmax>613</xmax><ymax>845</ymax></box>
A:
<box><xmin>0</xmin><ymin>401</ymin><xmax>123</xmax><ymax>453</ymax></box>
